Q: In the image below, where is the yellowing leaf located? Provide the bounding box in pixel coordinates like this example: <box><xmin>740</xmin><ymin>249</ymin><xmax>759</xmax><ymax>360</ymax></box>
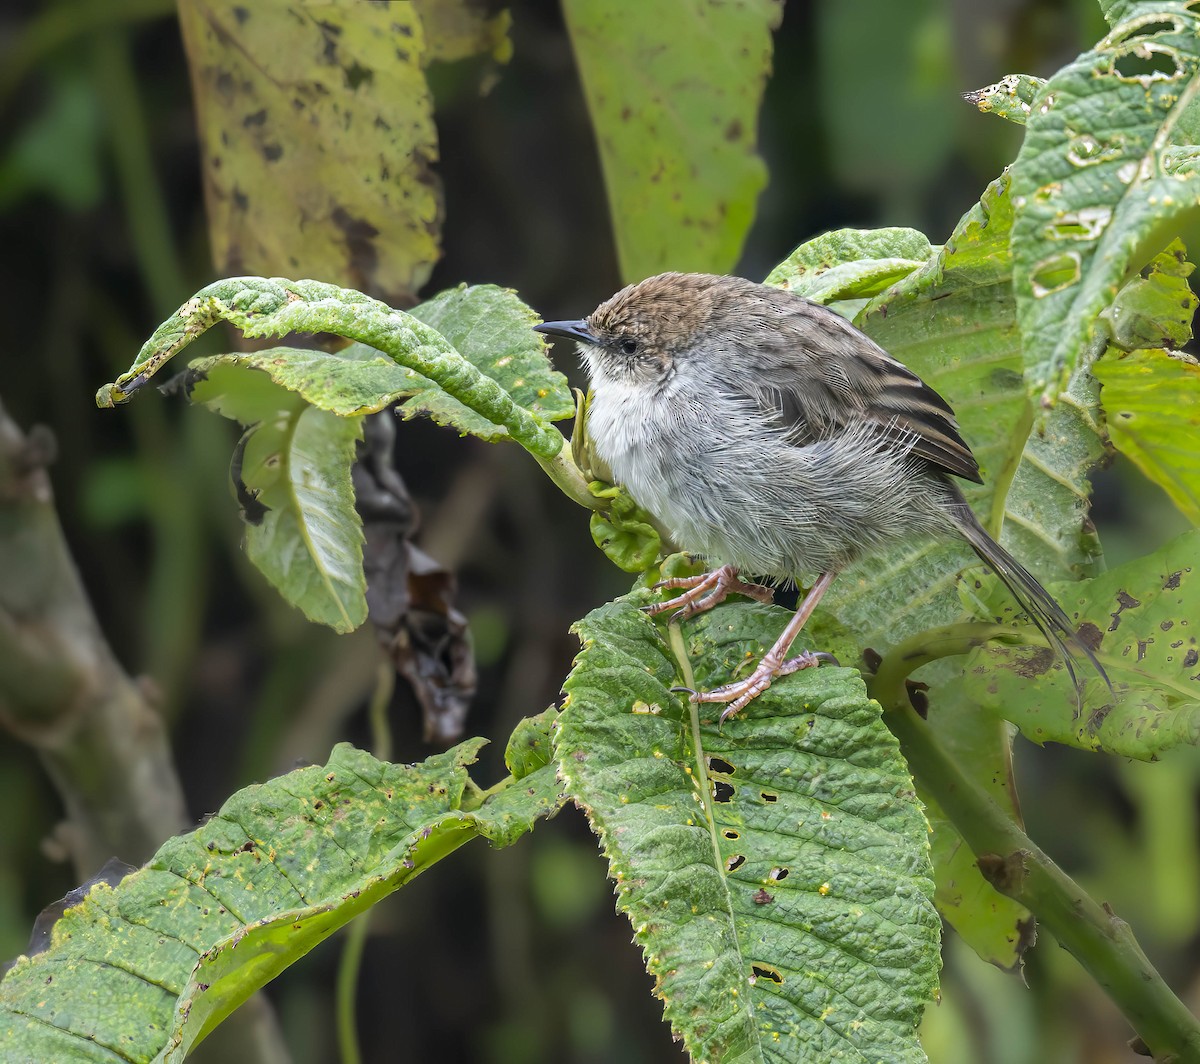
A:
<box><xmin>178</xmin><ymin>1</ymin><xmax>441</xmax><ymax>304</ymax></box>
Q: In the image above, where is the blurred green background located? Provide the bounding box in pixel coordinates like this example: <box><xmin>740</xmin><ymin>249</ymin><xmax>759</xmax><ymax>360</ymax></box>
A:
<box><xmin>1</xmin><ymin>1</ymin><xmax>1198</xmax><ymax>1062</ymax></box>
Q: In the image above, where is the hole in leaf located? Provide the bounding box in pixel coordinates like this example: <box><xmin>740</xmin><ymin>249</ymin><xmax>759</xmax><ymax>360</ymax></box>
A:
<box><xmin>713</xmin><ymin>780</ymin><xmax>734</xmax><ymax>803</ymax></box>
<box><xmin>760</xmin><ymin>791</ymin><xmax>778</xmax><ymax>803</ymax></box>
<box><xmin>1163</xmin><ymin>145</ymin><xmax>1200</xmax><ymax>178</ymax></box>
<box><xmin>726</xmin><ymin>854</ymin><xmax>745</xmax><ymax>872</ymax></box>
<box><xmin>1106</xmin><ymin>17</ymin><xmax>1182</xmax><ymax>45</ymax></box>
<box><xmin>750</xmin><ymin>964</ymin><xmax>783</xmax><ymax>984</ymax></box>
<box><xmin>722</xmin><ymin>829</ymin><xmax>740</xmax><ymax>840</ymax></box>
<box><xmin>707</xmin><ymin>755</ymin><xmax>735</xmax><ymax>775</ymax></box>
<box><xmin>1030</xmin><ymin>252</ymin><xmax>1082</xmax><ymax>297</ymax></box>
<box><xmin>769</xmin><ymin>866</ymin><xmax>790</xmax><ymax>881</ymax></box>
<box><xmin>1065</xmin><ymin>135</ymin><xmax>1123</xmax><ymax>168</ymax></box>
<box><xmin>1111</xmin><ymin>45</ymin><xmax>1184</xmax><ymax>82</ymax></box>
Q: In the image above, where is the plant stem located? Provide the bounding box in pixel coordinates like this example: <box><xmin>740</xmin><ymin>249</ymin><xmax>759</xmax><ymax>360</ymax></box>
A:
<box><xmin>336</xmin><ymin>659</ymin><xmax>397</xmax><ymax>1064</ymax></box>
<box><xmin>336</xmin><ymin>916</ymin><xmax>369</xmax><ymax>1064</ymax></box>
<box><xmin>875</xmin><ymin>660</ymin><xmax>1200</xmax><ymax>1061</ymax></box>
<box><xmin>871</xmin><ymin>622</ymin><xmax>1023</xmax><ymax>703</ymax></box>
<box><xmin>532</xmin><ymin>440</ymin><xmax>606</xmax><ymax>511</ymax></box>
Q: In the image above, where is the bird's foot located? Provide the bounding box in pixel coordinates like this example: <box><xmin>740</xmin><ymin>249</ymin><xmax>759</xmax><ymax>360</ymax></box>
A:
<box><xmin>691</xmin><ymin>649</ymin><xmax>839</xmax><ymax>722</ymax></box>
<box><xmin>644</xmin><ymin>564</ymin><xmax>774</xmax><ymax>621</ymax></box>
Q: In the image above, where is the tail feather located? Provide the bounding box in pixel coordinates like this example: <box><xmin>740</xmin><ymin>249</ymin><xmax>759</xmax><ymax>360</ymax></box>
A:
<box><xmin>947</xmin><ymin>496</ymin><xmax>1112</xmax><ymax>697</ymax></box>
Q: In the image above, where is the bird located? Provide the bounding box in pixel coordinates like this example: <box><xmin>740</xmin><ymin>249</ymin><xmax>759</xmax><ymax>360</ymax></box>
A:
<box><xmin>534</xmin><ymin>272</ymin><xmax>1109</xmax><ymax>720</ymax></box>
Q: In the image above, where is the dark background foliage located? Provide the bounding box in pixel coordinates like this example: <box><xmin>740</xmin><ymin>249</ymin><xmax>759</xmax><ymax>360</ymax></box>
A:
<box><xmin>1</xmin><ymin>1</ymin><xmax>1196</xmax><ymax>1061</ymax></box>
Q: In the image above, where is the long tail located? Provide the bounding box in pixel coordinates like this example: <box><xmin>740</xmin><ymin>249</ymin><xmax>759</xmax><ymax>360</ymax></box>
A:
<box><xmin>946</xmin><ymin>492</ymin><xmax>1111</xmax><ymax>697</ymax></box>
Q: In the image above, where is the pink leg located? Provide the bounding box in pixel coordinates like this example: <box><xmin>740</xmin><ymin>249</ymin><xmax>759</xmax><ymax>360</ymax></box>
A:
<box><xmin>645</xmin><ymin>563</ymin><xmax>774</xmax><ymax>621</ymax></box>
<box><xmin>689</xmin><ymin>571</ymin><xmax>839</xmax><ymax>721</ymax></box>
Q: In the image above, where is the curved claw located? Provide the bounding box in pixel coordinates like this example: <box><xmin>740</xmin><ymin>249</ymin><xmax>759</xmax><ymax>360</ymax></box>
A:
<box><xmin>778</xmin><ymin>649</ymin><xmax>839</xmax><ymax>676</ymax></box>
<box><xmin>669</xmin><ymin>684</ymin><xmax>697</xmax><ymax>697</ymax></box>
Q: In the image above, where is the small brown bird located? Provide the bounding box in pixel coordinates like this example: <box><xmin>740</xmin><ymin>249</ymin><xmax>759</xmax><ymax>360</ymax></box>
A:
<box><xmin>536</xmin><ymin>272</ymin><xmax>1108</xmax><ymax>718</ymax></box>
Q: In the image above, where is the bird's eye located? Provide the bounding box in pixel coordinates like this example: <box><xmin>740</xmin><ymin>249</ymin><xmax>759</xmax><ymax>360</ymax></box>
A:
<box><xmin>618</xmin><ymin>337</ymin><xmax>639</xmax><ymax>356</ymax></box>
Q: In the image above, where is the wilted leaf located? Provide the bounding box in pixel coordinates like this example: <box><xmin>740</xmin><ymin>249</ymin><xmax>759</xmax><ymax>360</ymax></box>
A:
<box><xmin>558</xmin><ymin>594</ymin><xmax>940</xmax><ymax>1062</ymax></box>
<box><xmin>186</xmin><ymin>345</ymin><xmax>421</xmax><ymax>417</ymax></box>
<box><xmin>353</xmin><ymin>413</ymin><xmax>475</xmax><ymax>743</ymax></box>
<box><xmin>562</xmin><ymin>0</ymin><xmax>783</xmax><ymax>281</ymax></box>
<box><xmin>1096</xmin><ymin>347</ymin><xmax>1200</xmax><ymax>525</ymax></box>
<box><xmin>175</xmin><ymin>284</ymin><xmax>574</xmax><ymax>443</ymax></box>
<box><xmin>177</xmin><ymin>0</ymin><xmax>441</xmax><ymax>304</ymax></box>
<box><xmin>0</xmin><ymin>741</ymin><xmax>564</xmax><ymax>1063</ymax></box>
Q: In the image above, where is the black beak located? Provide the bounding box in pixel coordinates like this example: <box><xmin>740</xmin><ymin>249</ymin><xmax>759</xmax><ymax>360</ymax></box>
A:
<box><xmin>533</xmin><ymin>319</ymin><xmax>597</xmax><ymax>344</ymax></box>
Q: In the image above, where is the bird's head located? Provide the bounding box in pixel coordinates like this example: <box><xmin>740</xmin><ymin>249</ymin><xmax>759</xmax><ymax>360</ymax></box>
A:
<box><xmin>535</xmin><ymin>272</ymin><xmax>751</xmax><ymax>390</ymax></box>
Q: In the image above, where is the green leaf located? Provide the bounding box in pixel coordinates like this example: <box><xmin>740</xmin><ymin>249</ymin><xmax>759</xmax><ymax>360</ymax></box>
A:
<box><xmin>179</xmin><ymin>285</ymin><xmax>574</xmax><ymax>442</ymax></box>
<box><xmin>587</xmin><ymin>481</ymin><xmax>662</xmax><ymax>572</ymax></box>
<box><xmin>1101</xmin><ymin>0</ymin><xmax>1146</xmax><ymax>26</ymax></box>
<box><xmin>562</xmin><ymin>0</ymin><xmax>783</xmax><ymax>281</ymax></box>
<box><xmin>0</xmin><ymin>741</ymin><xmax>564</xmax><ymax>1063</ymax></box>
<box><xmin>1102</xmin><ymin>239</ymin><xmax>1198</xmax><ymax>351</ymax></box>
<box><xmin>176</xmin><ymin>1</ymin><xmax>441</xmax><ymax>305</ymax></box>
<box><xmin>190</xmin><ymin>365</ymin><xmax>367</xmax><ymax>633</ymax></box>
<box><xmin>764</xmin><ymin>227</ymin><xmax>934</xmax><ymax>311</ymax></box>
<box><xmin>1096</xmin><ymin>347</ymin><xmax>1200</xmax><ymax>524</ymax></box>
<box><xmin>186</xmin><ymin>344</ymin><xmax>421</xmax><ymax>417</ymax></box>
<box><xmin>96</xmin><ymin>277</ymin><xmax>567</xmax><ymax>459</ymax></box>
<box><xmin>407</xmin><ymin>283</ymin><xmax>575</xmax><ymax>432</ymax></box>
<box><xmin>504</xmin><ymin>706</ymin><xmax>558</xmax><ymax>780</ymax></box>
<box><xmin>238</xmin><ymin>406</ymin><xmax>366</xmax><ymax>634</ymax></box>
<box><xmin>963</xmin><ymin>74</ymin><xmax>1046</xmax><ymax>125</ymax></box>
<box><xmin>964</xmin><ymin>530</ymin><xmax>1200</xmax><ymax>758</ymax></box>
<box><xmin>558</xmin><ymin>594</ymin><xmax>940</xmax><ymax>1062</ymax></box>
<box><xmin>1009</xmin><ymin>6</ymin><xmax>1200</xmax><ymax>401</ymax></box>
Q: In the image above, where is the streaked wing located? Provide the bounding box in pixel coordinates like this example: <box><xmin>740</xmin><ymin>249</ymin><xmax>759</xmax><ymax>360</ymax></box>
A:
<box><xmin>746</xmin><ymin>299</ymin><xmax>983</xmax><ymax>484</ymax></box>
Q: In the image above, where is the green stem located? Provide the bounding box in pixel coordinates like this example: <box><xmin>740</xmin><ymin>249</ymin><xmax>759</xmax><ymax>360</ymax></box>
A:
<box><xmin>874</xmin><ymin>652</ymin><xmax>1200</xmax><ymax>1062</ymax></box>
<box><xmin>532</xmin><ymin>441</ymin><xmax>606</xmax><ymax>511</ymax></box>
<box><xmin>335</xmin><ymin>657</ymin><xmax>397</xmax><ymax>1064</ymax></box>
<box><xmin>367</xmin><ymin>659</ymin><xmax>395</xmax><ymax>764</ymax></box>
<box><xmin>335</xmin><ymin>917</ymin><xmax>368</xmax><ymax>1064</ymax></box>
<box><xmin>871</xmin><ymin>622</ymin><xmax>1028</xmax><ymax>700</ymax></box>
